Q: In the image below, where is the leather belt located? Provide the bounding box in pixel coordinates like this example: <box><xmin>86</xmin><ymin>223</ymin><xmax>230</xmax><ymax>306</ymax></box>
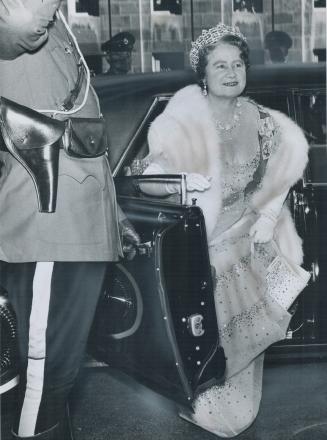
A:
<box><xmin>0</xmin><ymin>97</ymin><xmax>108</xmax><ymax>213</ymax></box>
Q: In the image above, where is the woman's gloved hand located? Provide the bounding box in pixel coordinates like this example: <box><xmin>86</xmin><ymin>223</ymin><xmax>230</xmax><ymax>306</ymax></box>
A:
<box><xmin>166</xmin><ymin>173</ymin><xmax>211</xmax><ymax>194</ymax></box>
<box><xmin>249</xmin><ymin>190</ymin><xmax>289</xmax><ymax>244</ymax></box>
<box><xmin>119</xmin><ymin>218</ymin><xmax>141</xmax><ymax>260</ymax></box>
<box><xmin>185</xmin><ymin>173</ymin><xmax>212</xmax><ymax>192</ymax></box>
<box><xmin>249</xmin><ymin>213</ymin><xmax>277</xmax><ymax>244</ymax></box>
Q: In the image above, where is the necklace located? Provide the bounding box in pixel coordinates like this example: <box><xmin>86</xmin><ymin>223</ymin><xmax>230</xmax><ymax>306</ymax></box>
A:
<box><xmin>213</xmin><ymin>98</ymin><xmax>242</xmax><ymax>134</ymax></box>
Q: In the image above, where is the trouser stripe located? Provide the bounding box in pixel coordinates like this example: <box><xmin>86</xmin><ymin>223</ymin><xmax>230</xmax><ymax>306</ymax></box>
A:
<box><xmin>18</xmin><ymin>262</ymin><xmax>54</xmax><ymax>437</ymax></box>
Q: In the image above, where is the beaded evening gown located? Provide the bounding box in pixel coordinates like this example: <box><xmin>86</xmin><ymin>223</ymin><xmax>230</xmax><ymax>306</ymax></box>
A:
<box><xmin>139</xmin><ymin>100</ymin><xmax>309</xmax><ymax>438</ymax></box>
<box><xmin>188</xmin><ymin>129</ymin><xmax>296</xmax><ymax>437</ymax></box>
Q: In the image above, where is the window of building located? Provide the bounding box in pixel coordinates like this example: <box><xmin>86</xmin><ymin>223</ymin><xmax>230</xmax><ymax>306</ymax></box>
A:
<box><xmin>233</xmin><ymin>0</ymin><xmax>263</xmax><ymax>13</ymax></box>
<box><xmin>153</xmin><ymin>0</ymin><xmax>182</xmax><ymax>15</ymax></box>
<box><xmin>75</xmin><ymin>0</ymin><xmax>99</xmax><ymax>16</ymax></box>
<box><xmin>314</xmin><ymin>0</ymin><xmax>326</xmax><ymax>8</ymax></box>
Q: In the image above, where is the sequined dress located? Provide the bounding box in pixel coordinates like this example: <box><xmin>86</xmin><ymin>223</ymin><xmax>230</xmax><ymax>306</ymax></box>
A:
<box><xmin>190</xmin><ymin>126</ymin><xmax>293</xmax><ymax>437</ymax></box>
<box><xmin>140</xmin><ymin>99</ymin><xmax>309</xmax><ymax>437</ymax></box>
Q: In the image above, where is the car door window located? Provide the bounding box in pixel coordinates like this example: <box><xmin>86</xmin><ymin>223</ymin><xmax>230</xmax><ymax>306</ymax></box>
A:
<box><xmin>117</xmin><ymin>97</ymin><xmax>170</xmax><ymax>177</ymax></box>
<box><xmin>246</xmin><ymin>91</ymin><xmax>291</xmax><ymax>116</ymax></box>
<box><xmin>296</xmin><ymin>91</ymin><xmax>326</xmax><ymax>145</ymax></box>
<box><xmin>296</xmin><ymin>91</ymin><xmax>327</xmax><ymax>186</ymax></box>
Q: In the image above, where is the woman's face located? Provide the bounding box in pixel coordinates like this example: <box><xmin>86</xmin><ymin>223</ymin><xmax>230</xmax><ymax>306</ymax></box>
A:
<box><xmin>204</xmin><ymin>43</ymin><xmax>246</xmax><ymax>99</ymax></box>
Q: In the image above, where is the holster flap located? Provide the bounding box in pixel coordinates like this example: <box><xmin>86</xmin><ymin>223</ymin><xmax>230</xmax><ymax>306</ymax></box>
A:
<box><xmin>0</xmin><ymin>97</ymin><xmax>65</xmax><ymax>150</ymax></box>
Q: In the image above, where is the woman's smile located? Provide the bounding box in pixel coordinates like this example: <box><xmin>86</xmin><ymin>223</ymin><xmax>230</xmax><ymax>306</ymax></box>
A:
<box><xmin>222</xmin><ymin>81</ymin><xmax>239</xmax><ymax>86</ymax></box>
<box><xmin>205</xmin><ymin>43</ymin><xmax>246</xmax><ymax>99</ymax></box>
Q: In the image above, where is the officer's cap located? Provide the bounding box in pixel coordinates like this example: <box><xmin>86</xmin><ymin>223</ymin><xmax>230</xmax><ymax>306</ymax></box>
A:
<box><xmin>264</xmin><ymin>31</ymin><xmax>293</xmax><ymax>50</ymax></box>
<box><xmin>101</xmin><ymin>32</ymin><xmax>135</xmax><ymax>52</ymax></box>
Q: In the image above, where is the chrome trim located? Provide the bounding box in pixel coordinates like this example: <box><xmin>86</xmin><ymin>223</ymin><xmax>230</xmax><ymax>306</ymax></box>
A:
<box><xmin>155</xmin><ymin>226</ymin><xmax>194</xmax><ymax>400</ymax></box>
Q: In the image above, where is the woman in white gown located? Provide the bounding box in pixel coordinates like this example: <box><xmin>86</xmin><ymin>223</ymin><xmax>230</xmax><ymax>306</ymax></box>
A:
<box><xmin>138</xmin><ymin>24</ymin><xmax>310</xmax><ymax>437</ymax></box>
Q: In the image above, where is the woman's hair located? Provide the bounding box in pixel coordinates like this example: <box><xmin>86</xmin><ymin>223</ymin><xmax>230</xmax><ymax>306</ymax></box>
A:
<box><xmin>195</xmin><ymin>34</ymin><xmax>250</xmax><ymax>82</ymax></box>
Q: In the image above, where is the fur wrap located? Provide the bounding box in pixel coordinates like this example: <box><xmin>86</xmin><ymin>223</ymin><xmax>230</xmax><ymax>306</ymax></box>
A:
<box><xmin>147</xmin><ymin>85</ymin><xmax>309</xmax><ymax>264</ymax></box>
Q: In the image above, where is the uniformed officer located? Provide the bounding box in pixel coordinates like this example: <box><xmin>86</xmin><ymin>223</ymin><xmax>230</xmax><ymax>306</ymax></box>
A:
<box><xmin>101</xmin><ymin>31</ymin><xmax>135</xmax><ymax>75</ymax></box>
<box><xmin>0</xmin><ymin>1</ymin><xmax>139</xmax><ymax>439</ymax></box>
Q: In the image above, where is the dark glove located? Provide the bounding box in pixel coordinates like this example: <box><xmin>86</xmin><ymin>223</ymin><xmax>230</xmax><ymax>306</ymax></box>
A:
<box><xmin>119</xmin><ymin>218</ymin><xmax>141</xmax><ymax>260</ymax></box>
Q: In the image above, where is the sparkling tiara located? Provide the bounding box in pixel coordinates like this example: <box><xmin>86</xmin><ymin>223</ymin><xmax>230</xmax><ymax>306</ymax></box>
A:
<box><xmin>189</xmin><ymin>23</ymin><xmax>247</xmax><ymax>72</ymax></box>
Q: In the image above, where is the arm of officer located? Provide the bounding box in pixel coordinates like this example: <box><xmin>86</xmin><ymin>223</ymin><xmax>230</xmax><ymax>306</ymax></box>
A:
<box><xmin>0</xmin><ymin>0</ymin><xmax>60</xmax><ymax>60</ymax></box>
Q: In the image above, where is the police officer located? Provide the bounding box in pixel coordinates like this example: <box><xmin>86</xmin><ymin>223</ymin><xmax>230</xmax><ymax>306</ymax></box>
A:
<box><xmin>264</xmin><ymin>30</ymin><xmax>293</xmax><ymax>63</ymax></box>
<box><xmin>101</xmin><ymin>32</ymin><xmax>135</xmax><ymax>75</ymax></box>
<box><xmin>0</xmin><ymin>1</ymin><xmax>139</xmax><ymax>439</ymax></box>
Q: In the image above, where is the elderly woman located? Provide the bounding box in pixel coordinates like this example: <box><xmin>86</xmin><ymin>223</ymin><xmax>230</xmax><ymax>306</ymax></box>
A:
<box><xmin>139</xmin><ymin>24</ymin><xmax>310</xmax><ymax>437</ymax></box>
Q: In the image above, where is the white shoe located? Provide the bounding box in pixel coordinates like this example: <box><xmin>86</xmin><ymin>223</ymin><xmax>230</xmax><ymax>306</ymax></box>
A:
<box><xmin>179</xmin><ymin>410</ymin><xmax>230</xmax><ymax>438</ymax></box>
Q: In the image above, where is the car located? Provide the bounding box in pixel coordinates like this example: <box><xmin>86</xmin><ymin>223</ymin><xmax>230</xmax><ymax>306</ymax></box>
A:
<box><xmin>86</xmin><ymin>62</ymin><xmax>327</xmax><ymax>405</ymax></box>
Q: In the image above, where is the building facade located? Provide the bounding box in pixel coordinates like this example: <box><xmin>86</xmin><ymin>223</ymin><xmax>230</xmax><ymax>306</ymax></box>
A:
<box><xmin>62</xmin><ymin>0</ymin><xmax>325</xmax><ymax>73</ymax></box>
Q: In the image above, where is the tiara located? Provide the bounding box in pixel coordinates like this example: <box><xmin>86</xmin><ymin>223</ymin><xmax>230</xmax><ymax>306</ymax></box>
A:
<box><xmin>189</xmin><ymin>23</ymin><xmax>247</xmax><ymax>71</ymax></box>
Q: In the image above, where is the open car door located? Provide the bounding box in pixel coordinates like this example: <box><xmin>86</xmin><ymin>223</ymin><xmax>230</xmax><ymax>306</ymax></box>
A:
<box><xmin>89</xmin><ymin>175</ymin><xmax>226</xmax><ymax>408</ymax></box>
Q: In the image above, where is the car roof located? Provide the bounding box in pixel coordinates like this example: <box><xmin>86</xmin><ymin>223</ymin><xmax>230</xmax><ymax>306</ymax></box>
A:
<box><xmin>93</xmin><ymin>62</ymin><xmax>326</xmax><ymax>100</ymax></box>
<box><xmin>246</xmin><ymin>62</ymin><xmax>326</xmax><ymax>90</ymax></box>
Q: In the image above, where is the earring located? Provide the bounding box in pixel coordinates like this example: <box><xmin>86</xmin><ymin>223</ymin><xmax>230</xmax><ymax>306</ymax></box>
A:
<box><xmin>202</xmin><ymin>81</ymin><xmax>208</xmax><ymax>96</ymax></box>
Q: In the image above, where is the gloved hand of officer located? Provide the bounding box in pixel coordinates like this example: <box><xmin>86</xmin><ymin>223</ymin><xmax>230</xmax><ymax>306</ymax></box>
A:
<box><xmin>119</xmin><ymin>218</ymin><xmax>141</xmax><ymax>260</ymax></box>
<box><xmin>0</xmin><ymin>0</ymin><xmax>61</xmax><ymax>59</ymax></box>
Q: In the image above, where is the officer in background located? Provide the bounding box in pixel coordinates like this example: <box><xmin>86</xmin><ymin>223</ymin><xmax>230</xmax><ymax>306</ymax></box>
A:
<box><xmin>264</xmin><ymin>30</ymin><xmax>293</xmax><ymax>63</ymax></box>
<box><xmin>101</xmin><ymin>32</ymin><xmax>135</xmax><ymax>75</ymax></box>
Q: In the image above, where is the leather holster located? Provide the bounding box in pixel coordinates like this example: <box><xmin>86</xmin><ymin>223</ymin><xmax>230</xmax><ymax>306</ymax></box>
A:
<box><xmin>0</xmin><ymin>97</ymin><xmax>65</xmax><ymax>213</ymax></box>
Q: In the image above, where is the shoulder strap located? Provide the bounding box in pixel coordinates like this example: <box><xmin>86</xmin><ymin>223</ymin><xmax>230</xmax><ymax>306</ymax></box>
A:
<box><xmin>243</xmin><ymin>101</ymin><xmax>277</xmax><ymax>197</ymax></box>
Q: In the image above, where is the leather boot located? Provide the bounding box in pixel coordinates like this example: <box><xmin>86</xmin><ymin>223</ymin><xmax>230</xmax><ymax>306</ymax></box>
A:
<box><xmin>11</xmin><ymin>424</ymin><xmax>59</xmax><ymax>440</ymax></box>
<box><xmin>11</xmin><ymin>404</ymin><xmax>75</xmax><ymax>440</ymax></box>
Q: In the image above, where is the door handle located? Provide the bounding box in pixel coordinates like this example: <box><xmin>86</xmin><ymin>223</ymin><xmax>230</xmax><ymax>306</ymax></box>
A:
<box><xmin>187</xmin><ymin>314</ymin><xmax>205</xmax><ymax>337</ymax></box>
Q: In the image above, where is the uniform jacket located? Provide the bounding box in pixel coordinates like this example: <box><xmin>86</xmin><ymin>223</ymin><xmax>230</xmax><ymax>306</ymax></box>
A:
<box><xmin>147</xmin><ymin>85</ymin><xmax>309</xmax><ymax>265</ymax></box>
<box><xmin>0</xmin><ymin>4</ymin><xmax>123</xmax><ymax>262</ymax></box>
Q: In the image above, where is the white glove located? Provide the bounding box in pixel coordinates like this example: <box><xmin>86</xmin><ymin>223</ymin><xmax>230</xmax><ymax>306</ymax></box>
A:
<box><xmin>250</xmin><ymin>190</ymin><xmax>289</xmax><ymax>244</ymax></box>
<box><xmin>249</xmin><ymin>214</ymin><xmax>276</xmax><ymax>244</ymax></box>
<box><xmin>166</xmin><ymin>173</ymin><xmax>211</xmax><ymax>194</ymax></box>
<box><xmin>141</xmin><ymin>163</ymin><xmax>211</xmax><ymax>196</ymax></box>
<box><xmin>185</xmin><ymin>173</ymin><xmax>211</xmax><ymax>192</ymax></box>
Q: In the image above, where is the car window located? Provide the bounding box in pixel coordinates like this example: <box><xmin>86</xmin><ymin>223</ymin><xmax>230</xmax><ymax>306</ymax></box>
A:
<box><xmin>117</xmin><ymin>97</ymin><xmax>170</xmax><ymax>177</ymax></box>
<box><xmin>296</xmin><ymin>91</ymin><xmax>327</xmax><ymax>186</ymax></box>
<box><xmin>246</xmin><ymin>91</ymin><xmax>291</xmax><ymax>116</ymax></box>
<box><xmin>296</xmin><ymin>91</ymin><xmax>326</xmax><ymax>145</ymax></box>
<box><xmin>100</xmin><ymin>94</ymin><xmax>154</xmax><ymax>171</ymax></box>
